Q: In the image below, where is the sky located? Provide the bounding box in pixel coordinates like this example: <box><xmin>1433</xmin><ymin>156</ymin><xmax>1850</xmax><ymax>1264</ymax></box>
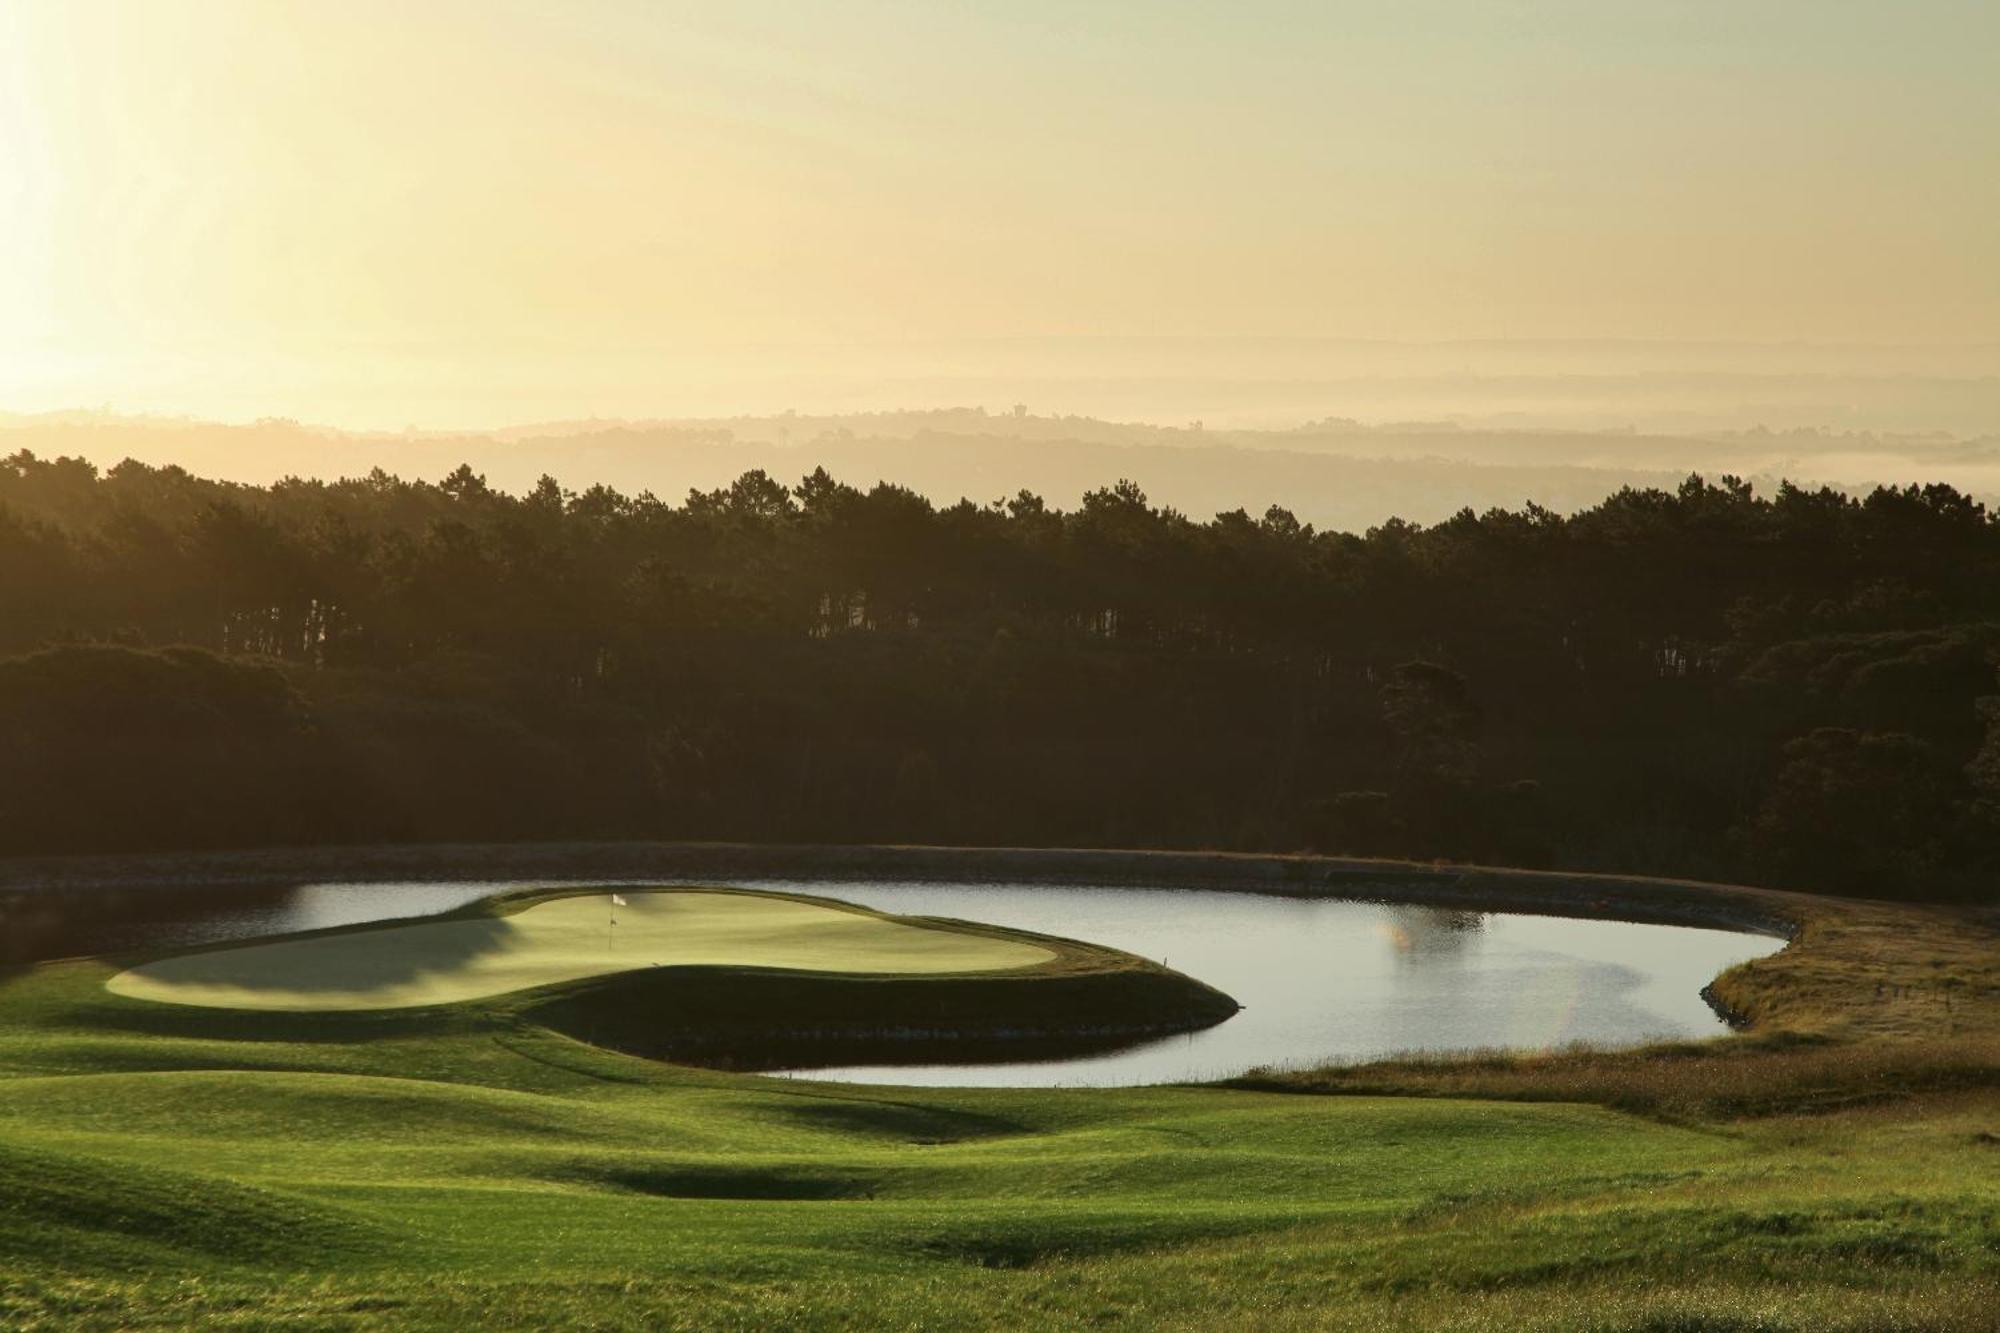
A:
<box><xmin>1</xmin><ymin>0</ymin><xmax>1995</xmax><ymax>428</ymax></box>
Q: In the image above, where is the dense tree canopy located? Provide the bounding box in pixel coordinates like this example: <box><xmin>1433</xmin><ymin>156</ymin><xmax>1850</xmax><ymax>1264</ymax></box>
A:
<box><xmin>3</xmin><ymin>448</ymin><xmax>1996</xmax><ymax>902</ymax></box>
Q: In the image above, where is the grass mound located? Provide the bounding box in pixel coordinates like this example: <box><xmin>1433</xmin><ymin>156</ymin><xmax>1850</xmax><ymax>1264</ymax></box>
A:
<box><xmin>103</xmin><ymin>888</ymin><xmax>1055</xmax><ymax>1011</ymax></box>
<box><xmin>89</xmin><ymin>884</ymin><xmax>1240</xmax><ymax>1066</ymax></box>
<box><xmin>5</xmin><ymin>851</ymin><xmax>1998</xmax><ymax>1328</ymax></box>
<box><xmin>0</xmin><ymin>1140</ymin><xmax>371</xmax><ymax>1271</ymax></box>
<box><xmin>517</xmin><ymin>955</ymin><xmax>1241</xmax><ymax>1070</ymax></box>
<box><xmin>559</xmin><ymin>1163</ymin><xmax>881</xmax><ymax>1200</ymax></box>
<box><xmin>0</xmin><ymin>937</ymin><xmax>1996</xmax><ymax>1329</ymax></box>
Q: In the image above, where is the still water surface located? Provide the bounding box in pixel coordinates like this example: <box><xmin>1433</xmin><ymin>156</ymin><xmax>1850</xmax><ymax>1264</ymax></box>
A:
<box><xmin>750</xmin><ymin>881</ymin><xmax>1784</xmax><ymax>1087</ymax></box>
<box><xmin>9</xmin><ymin>877</ymin><xmax>1782</xmax><ymax>1088</ymax></box>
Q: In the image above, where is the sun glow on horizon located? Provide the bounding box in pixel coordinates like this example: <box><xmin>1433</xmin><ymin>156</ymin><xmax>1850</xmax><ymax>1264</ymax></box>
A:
<box><xmin>3</xmin><ymin>0</ymin><xmax>1996</xmax><ymax>427</ymax></box>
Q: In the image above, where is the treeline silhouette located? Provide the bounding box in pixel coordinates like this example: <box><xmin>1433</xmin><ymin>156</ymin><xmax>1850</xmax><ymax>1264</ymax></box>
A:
<box><xmin>3</xmin><ymin>449</ymin><xmax>1996</xmax><ymax>903</ymax></box>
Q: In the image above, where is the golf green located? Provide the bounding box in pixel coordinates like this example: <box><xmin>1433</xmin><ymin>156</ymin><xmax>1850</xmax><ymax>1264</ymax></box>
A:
<box><xmin>105</xmin><ymin>889</ymin><xmax>1056</xmax><ymax>1011</ymax></box>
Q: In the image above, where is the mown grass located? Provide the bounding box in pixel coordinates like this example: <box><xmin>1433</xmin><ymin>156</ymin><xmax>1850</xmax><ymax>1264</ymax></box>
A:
<box><xmin>0</xmin><ymin>960</ymin><xmax>1994</xmax><ymax>1328</ymax></box>
<box><xmin>103</xmin><ymin>887</ymin><xmax>1058</xmax><ymax>1011</ymax></box>
<box><xmin>79</xmin><ymin>883</ymin><xmax>1238</xmax><ymax>1068</ymax></box>
<box><xmin>1</xmin><ymin>867</ymin><xmax>1996</xmax><ymax>1329</ymax></box>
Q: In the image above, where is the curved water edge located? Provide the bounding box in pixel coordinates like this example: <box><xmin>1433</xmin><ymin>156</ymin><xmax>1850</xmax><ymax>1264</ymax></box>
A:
<box><xmin>5</xmin><ymin>864</ymin><xmax>1786</xmax><ymax>1088</ymax></box>
<box><xmin>754</xmin><ymin>884</ymin><xmax>1782</xmax><ymax>1086</ymax></box>
<box><xmin>0</xmin><ymin>843</ymin><xmax>1811</xmax><ymax>943</ymax></box>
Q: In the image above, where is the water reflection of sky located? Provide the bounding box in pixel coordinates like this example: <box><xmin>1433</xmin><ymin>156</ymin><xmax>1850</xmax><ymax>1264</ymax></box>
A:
<box><xmin>9</xmin><ymin>877</ymin><xmax>1781</xmax><ymax>1089</ymax></box>
<box><xmin>739</xmin><ymin>882</ymin><xmax>1783</xmax><ymax>1088</ymax></box>
<box><xmin>1</xmin><ymin>881</ymin><xmax>518</xmax><ymax>961</ymax></box>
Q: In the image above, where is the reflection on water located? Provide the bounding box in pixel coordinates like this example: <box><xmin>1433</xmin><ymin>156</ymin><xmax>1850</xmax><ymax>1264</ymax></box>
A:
<box><xmin>1378</xmin><ymin>906</ymin><xmax>1485</xmax><ymax>962</ymax></box>
<box><xmin>739</xmin><ymin>881</ymin><xmax>1784</xmax><ymax>1088</ymax></box>
<box><xmin>0</xmin><ymin>881</ymin><xmax>512</xmax><ymax>963</ymax></box>
<box><xmin>3</xmin><ymin>876</ymin><xmax>1782</xmax><ymax>1088</ymax></box>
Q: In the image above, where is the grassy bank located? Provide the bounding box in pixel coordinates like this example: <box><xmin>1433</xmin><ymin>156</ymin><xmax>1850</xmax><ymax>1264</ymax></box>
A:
<box><xmin>1231</xmin><ymin>871</ymin><xmax>2000</xmax><ymax>1122</ymax></box>
<box><xmin>17</xmin><ymin>838</ymin><xmax>1996</xmax><ymax>1047</ymax></box>
<box><xmin>503</xmin><ymin>892</ymin><xmax>1242</xmax><ymax>1070</ymax></box>
<box><xmin>1</xmin><ymin>849</ymin><xmax>1996</xmax><ymax>1329</ymax></box>
<box><xmin>1</xmin><ymin>953</ymin><xmax>1997</xmax><ymax>1330</ymax></box>
<box><xmin>104</xmin><ymin>887</ymin><xmax>1060</xmax><ymax>1011</ymax></box>
<box><xmin>87</xmin><ymin>883</ymin><xmax>1238</xmax><ymax>1069</ymax></box>
<box><xmin>520</xmin><ymin>955</ymin><xmax>1242</xmax><ymax>1071</ymax></box>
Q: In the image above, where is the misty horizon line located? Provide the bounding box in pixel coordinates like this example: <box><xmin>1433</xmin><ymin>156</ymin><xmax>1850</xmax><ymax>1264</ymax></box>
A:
<box><xmin>5</xmin><ymin>402</ymin><xmax>1996</xmax><ymax>445</ymax></box>
<box><xmin>11</xmin><ymin>395</ymin><xmax>1998</xmax><ymax>534</ymax></box>
<box><xmin>5</xmin><ymin>424</ymin><xmax>1990</xmax><ymax>520</ymax></box>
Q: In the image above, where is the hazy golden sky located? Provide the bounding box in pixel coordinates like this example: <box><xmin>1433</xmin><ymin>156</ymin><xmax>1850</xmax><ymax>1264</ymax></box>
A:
<box><xmin>3</xmin><ymin>1</ymin><xmax>1995</xmax><ymax>426</ymax></box>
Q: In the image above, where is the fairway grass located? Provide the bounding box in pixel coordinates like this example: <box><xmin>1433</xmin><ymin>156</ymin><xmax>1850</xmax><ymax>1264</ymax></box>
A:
<box><xmin>1</xmin><ymin>953</ymin><xmax>1996</xmax><ymax>1330</ymax></box>
<box><xmin>104</xmin><ymin>889</ymin><xmax>1056</xmax><ymax>1011</ymax></box>
<box><xmin>6</xmin><ymin>855</ymin><xmax>1998</xmax><ymax>1329</ymax></box>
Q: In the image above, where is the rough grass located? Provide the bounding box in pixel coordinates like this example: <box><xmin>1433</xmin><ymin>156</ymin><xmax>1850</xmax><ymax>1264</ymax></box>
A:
<box><xmin>1701</xmin><ymin>895</ymin><xmax>2000</xmax><ymax>1041</ymax></box>
<box><xmin>1233</xmin><ymin>1033</ymin><xmax>2000</xmax><ymax>1120</ymax></box>
<box><xmin>1236</xmin><ymin>880</ymin><xmax>2000</xmax><ymax>1131</ymax></box>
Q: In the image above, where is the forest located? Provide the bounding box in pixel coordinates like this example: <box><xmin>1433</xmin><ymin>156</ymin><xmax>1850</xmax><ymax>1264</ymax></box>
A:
<box><xmin>3</xmin><ymin>447</ymin><xmax>1996</xmax><ymax>903</ymax></box>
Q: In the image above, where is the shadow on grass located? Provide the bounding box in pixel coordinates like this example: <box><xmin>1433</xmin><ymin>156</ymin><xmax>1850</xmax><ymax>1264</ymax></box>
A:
<box><xmin>0</xmin><ymin>1140</ymin><xmax>378</xmax><ymax>1266</ymax></box>
<box><xmin>515</xmin><ymin>962</ymin><xmax>1239</xmax><ymax>1073</ymax></box>
<box><xmin>560</xmin><ymin>1163</ymin><xmax>883</xmax><ymax>1201</ymax></box>
<box><xmin>110</xmin><ymin>915</ymin><xmax>516</xmax><ymax>997</ymax></box>
<box><xmin>0</xmin><ymin>884</ymin><xmax>293</xmax><ymax>964</ymax></box>
<box><xmin>763</xmin><ymin>1098</ymin><xmax>1027</xmax><ymax>1144</ymax></box>
<box><xmin>64</xmin><ymin>991</ymin><xmax>490</xmax><ymax>1045</ymax></box>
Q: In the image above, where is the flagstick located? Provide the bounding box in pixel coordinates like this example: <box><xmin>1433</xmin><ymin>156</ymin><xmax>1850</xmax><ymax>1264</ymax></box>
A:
<box><xmin>606</xmin><ymin>892</ymin><xmax>628</xmax><ymax>955</ymax></box>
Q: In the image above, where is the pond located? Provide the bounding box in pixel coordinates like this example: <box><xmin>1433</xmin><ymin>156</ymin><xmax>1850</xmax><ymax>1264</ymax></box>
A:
<box><xmin>2</xmin><ymin>876</ymin><xmax>1783</xmax><ymax>1087</ymax></box>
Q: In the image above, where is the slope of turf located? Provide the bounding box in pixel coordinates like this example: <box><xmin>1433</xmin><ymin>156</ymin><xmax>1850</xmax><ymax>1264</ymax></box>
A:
<box><xmin>1</xmin><ymin>936</ymin><xmax>1996</xmax><ymax>1330</ymax></box>
<box><xmin>6</xmin><ymin>859</ymin><xmax>1999</xmax><ymax>1330</ymax></box>
<box><xmin>104</xmin><ymin>888</ymin><xmax>1055</xmax><ymax>1011</ymax></box>
<box><xmin>3</xmin><ymin>948</ymin><xmax>2000</xmax><ymax>1320</ymax></box>
<box><xmin>0</xmin><ymin>1138</ymin><xmax>377</xmax><ymax>1273</ymax></box>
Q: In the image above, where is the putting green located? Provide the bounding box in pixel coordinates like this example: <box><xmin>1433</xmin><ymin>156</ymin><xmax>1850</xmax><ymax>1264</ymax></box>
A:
<box><xmin>105</xmin><ymin>889</ymin><xmax>1056</xmax><ymax>1011</ymax></box>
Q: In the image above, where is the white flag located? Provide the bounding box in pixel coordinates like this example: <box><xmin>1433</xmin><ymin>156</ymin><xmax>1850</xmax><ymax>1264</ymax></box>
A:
<box><xmin>610</xmin><ymin>894</ymin><xmax>628</xmax><ymax>907</ymax></box>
